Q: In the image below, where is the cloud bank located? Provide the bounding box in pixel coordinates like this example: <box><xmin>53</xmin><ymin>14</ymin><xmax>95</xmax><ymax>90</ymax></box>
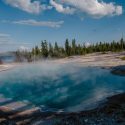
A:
<box><xmin>52</xmin><ymin>0</ymin><xmax>123</xmax><ymax>18</ymax></box>
<box><xmin>3</xmin><ymin>0</ymin><xmax>123</xmax><ymax>18</ymax></box>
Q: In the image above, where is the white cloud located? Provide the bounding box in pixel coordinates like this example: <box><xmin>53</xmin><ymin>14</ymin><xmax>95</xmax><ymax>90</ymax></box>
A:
<box><xmin>0</xmin><ymin>33</ymin><xmax>10</xmax><ymax>37</ymax></box>
<box><xmin>19</xmin><ymin>46</ymin><xmax>30</xmax><ymax>51</ymax></box>
<box><xmin>85</xmin><ymin>42</ymin><xmax>91</xmax><ymax>47</ymax></box>
<box><xmin>51</xmin><ymin>0</ymin><xmax>123</xmax><ymax>18</ymax></box>
<box><xmin>0</xmin><ymin>33</ymin><xmax>11</xmax><ymax>43</ymax></box>
<box><xmin>4</xmin><ymin>0</ymin><xmax>51</xmax><ymax>14</ymax></box>
<box><xmin>0</xmin><ymin>33</ymin><xmax>31</xmax><ymax>52</ymax></box>
<box><xmin>3</xmin><ymin>0</ymin><xmax>123</xmax><ymax>18</ymax></box>
<box><xmin>13</xmin><ymin>19</ymin><xmax>64</xmax><ymax>28</ymax></box>
<box><xmin>0</xmin><ymin>33</ymin><xmax>30</xmax><ymax>46</ymax></box>
<box><xmin>50</xmin><ymin>0</ymin><xmax>75</xmax><ymax>14</ymax></box>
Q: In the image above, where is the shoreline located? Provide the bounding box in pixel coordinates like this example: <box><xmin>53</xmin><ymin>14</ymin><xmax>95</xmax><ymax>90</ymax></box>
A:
<box><xmin>0</xmin><ymin>65</ymin><xmax>13</xmax><ymax>72</ymax></box>
<box><xmin>1</xmin><ymin>51</ymin><xmax>125</xmax><ymax>69</ymax></box>
<box><xmin>0</xmin><ymin>63</ymin><xmax>17</xmax><ymax>72</ymax></box>
<box><xmin>49</xmin><ymin>92</ymin><xmax>125</xmax><ymax>125</ymax></box>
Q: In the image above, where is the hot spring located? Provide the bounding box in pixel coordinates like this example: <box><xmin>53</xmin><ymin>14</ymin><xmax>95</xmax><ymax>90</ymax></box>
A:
<box><xmin>0</xmin><ymin>62</ymin><xmax>125</xmax><ymax>112</ymax></box>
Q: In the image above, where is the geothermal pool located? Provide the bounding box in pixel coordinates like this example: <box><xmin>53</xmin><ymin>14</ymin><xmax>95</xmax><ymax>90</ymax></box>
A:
<box><xmin>0</xmin><ymin>62</ymin><xmax>125</xmax><ymax>112</ymax></box>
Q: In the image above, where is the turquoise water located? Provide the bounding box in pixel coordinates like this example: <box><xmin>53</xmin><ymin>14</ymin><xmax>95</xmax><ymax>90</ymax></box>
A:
<box><xmin>0</xmin><ymin>55</ymin><xmax>15</xmax><ymax>63</ymax></box>
<box><xmin>0</xmin><ymin>62</ymin><xmax>125</xmax><ymax>112</ymax></box>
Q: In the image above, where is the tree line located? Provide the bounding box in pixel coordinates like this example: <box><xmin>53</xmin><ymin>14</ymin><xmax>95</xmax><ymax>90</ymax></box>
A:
<box><xmin>31</xmin><ymin>38</ymin><xmax>125</xmax><ymax>58</ymax></box>
<box><xmin>14</xmin><ymin>38</ymin><xmax>125</xmax><ymax>62</ymax></box>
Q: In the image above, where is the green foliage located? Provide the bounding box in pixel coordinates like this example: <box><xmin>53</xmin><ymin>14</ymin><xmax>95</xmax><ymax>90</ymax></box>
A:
<box><xmin>35</xmin><ymin>46</ymin><xmax>40</xmax><ymax>56</ymax></box>
<box><xmin>31</xmin><ymin>38</ymin><xmax>125</xmax><ymax>59</ymax></box>
<box><xmin>121</xmin><ymin>57</ymin><xmax>125</xmax><ymax>60</ymax></box>
<box><xmin>41</xmin><ymin>40</ymin><xmax>49</xmax><ymax>57</ymax></box>
<box><xmin>15</xmin><ymin>50</ymin><xmax>32</xmax><ymax>62</ymax></box>
<box><xmin>71</xmin><ymin>39</ymin><xmax>76</xmax><ymax>55</ymax></box>
<box><xmin>49</xmin><ymin>43</ymin><xmax>54</xmax><ymax>57</ymax></box>
<box><xmin>65</xmin><ymin>39</ymin><xmax>71</xmax><ymax>56</ymax></box>
<box><xmin>54</xmin><ymin>42</ymin><xmax>59</xmax><ymax>57</ymax></box>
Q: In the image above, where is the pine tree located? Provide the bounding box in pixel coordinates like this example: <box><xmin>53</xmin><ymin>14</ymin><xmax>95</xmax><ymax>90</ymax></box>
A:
<box><xmin>120</xmin><ymin>38</ymin><xmax>124</xmax><ymax>50</ymax></box>
<box><xmin>65</xmin><ymin>39</ymin><xmax>71</xmax><ymax>56</ymax></box>
<box><xmin>41</xmin><ymin>40</ymin><xmax>49</xmax><ymax>57</ymax></box>
<box><xmin>72</xmin><ymin>39</ymin><xmax>76</xmax><ymax>55</ymax></box>
<box><xmin>54</xmin><ymin>42</ymin><xmax>59</xmax><ymax>57</ymax></box>
<box><xmin>35</xmin><ymin>46</ymin><xmax>40</xmax><ymax>56</ymax></box>
<box><xmin>49</xmin><ymin>43</ymin><xmax>54</xmax><ymax>57</ymax></box>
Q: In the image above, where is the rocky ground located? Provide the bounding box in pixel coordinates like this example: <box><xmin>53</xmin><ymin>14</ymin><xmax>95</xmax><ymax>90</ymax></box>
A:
<box><xmin>1</xmin><ymin>93</ymin><xmax>125</xmax><ymax>125</ymax></box>
<box><xmin>55</xmin><ymin>51</ymin><xmax>125</xmax><ymax>68</ymax></box>
<box><xmin>51</xmin><ymin>93</ymin><xmax>125</xmax><ymax>125</ymax></box>
<box><xmin>111</xmin><ymin>65</ymin><xmax>125</xmax><ymax>76</ymax></box>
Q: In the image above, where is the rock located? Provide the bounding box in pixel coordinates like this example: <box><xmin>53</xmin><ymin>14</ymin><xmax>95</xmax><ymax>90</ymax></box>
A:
<box><xmin>0</xmin><ymin>59</ymin><xmax>3</xmax><ymax>64</ymax></box>
<box><xmin>116</xmin><ymin>117</ymin><xmax>125</xmax><ymax>123</ymax></box>
<box><xmin>111</xmin><ymin>65</ymin><xmax>125</xmax><ymax>76</ymax></box>
<box><xmin>84</xmin><ymin>119</ymin><xmax>88</xmax><ymax>122</ymax></box>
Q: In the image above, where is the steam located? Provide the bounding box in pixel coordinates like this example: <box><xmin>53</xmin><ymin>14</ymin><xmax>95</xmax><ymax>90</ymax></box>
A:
<box><xmin>0</xmin><ymin>61</ymin><xmax>125</xmax><ymax>112</ymax></box>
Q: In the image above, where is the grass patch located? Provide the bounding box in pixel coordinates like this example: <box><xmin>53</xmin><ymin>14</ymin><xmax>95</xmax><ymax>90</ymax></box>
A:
<box><xmin>121</xmin><ymin>56</ymin><xmax>125</xmax><ymax>60</ymax></box>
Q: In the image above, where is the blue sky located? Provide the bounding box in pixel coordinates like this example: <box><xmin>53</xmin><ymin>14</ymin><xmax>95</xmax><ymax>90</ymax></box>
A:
<box><xmin>0</xmin><ymin>0</ymin><xmax>125</xmax><ymax>51</ymax></box>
